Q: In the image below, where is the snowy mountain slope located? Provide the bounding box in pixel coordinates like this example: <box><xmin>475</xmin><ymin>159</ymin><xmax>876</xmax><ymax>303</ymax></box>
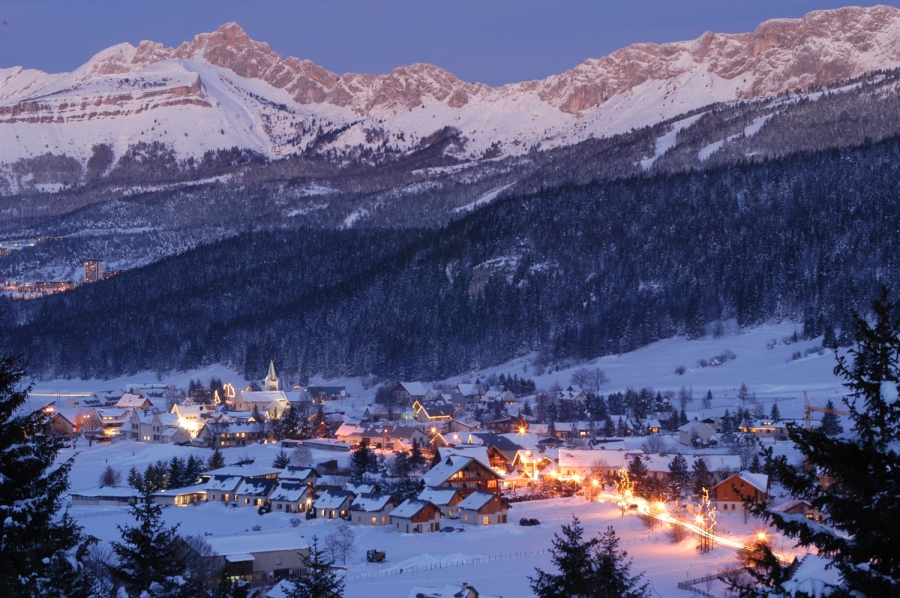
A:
<box><xmin>3</xmin><ymin>4</ymin><xmax>900</xmax><ymax>186</ymax></box>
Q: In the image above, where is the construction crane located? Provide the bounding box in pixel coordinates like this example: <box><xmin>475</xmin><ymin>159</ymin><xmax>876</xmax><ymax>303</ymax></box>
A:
<box><xmin>803</xmin><ymin>391</ymin><xmax>850</xmax><ymax>430</ymax></box>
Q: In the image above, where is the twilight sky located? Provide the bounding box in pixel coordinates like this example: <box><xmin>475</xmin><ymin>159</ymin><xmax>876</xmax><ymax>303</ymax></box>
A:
<box><xmin>1</xmin><ymin>1</ymin><xmax>896</xmax><ymax>86</ymax></box>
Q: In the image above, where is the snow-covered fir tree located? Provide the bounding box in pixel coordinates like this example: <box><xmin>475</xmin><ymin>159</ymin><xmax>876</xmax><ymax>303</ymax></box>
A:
<box><xmin>286</xmin><ymin>535</ymin><xmax>345</xmax><ymax>598</ymax></box>
<box><xmin>0</xmin><ymin>346</ymin><xmax>95</xmax><ymax>597</ymax></box>
<box><xmin>742</xmin><ymin>289</ymin><xmax>900</xmax><ymax>597</ymax></box>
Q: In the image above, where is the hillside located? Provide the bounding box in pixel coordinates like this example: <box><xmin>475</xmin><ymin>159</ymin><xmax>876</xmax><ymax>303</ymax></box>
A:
<box><xmin>10</xmin><ymin>132</ymin><xmax>900</xmax><ymax>380</ymax></box>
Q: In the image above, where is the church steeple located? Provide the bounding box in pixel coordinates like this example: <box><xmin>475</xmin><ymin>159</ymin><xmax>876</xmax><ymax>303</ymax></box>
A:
<box><xmin>264</xmin><ymin>360</ymin><xmax>280</xmax><ymax>391</ymax></box>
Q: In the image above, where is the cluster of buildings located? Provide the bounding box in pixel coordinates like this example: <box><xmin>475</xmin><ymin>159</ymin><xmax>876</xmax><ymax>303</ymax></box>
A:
<box><xmin>45</xmin><ymin>363</ymin><xmax>342</xmax><ymax>448</ymax></box>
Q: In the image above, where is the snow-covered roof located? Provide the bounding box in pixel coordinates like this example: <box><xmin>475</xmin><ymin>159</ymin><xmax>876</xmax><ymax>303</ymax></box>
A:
<box><xmin>458</xmin><ymin>491</ymin><xmax>498</xmax><ymax>511</ymax></box>
<box><xmin>420</xmin><ymin>403</ymin><xmax>455</xmax><ymax>418</ymax></box>
<box><xmin>679</xmin><ymin>420</ymin><xmax>713</xmax><ymax>432</ymax></box>
<box><xmin>97</xmin><ymin>408</ymin><xmax>131</xmax><ymax>417</ymax></box>
<box><xmin>435</xmin><ymin>446</ymin><xmax>492</xmax><ymax>470</ymax></box>
<box><xmin>770</xmin><ymin>497</ymin><xmax>812</xmax><ymax>513</ymax></box>
<box><xmin>405</xmin><ymin>585</ymin><xmax>500</xmax><ymax>598</ymax></box>
<box><xmin>205</xmin><ymin>530</ymin><xmax>309</xmax><ymax>556</ymax></box>
<box><xmin>335</xmin><ymin>422</ymin><xmax>364</xmax><ymax>437</ymax></box>
<box><xmin>421</xmin><ymin>455</ymin><xmax>475</xmax><ymax>487</ymax></box>
<box><xmin>591</xmin><ymin>440</ymin><xmax>626</xmax><ymax>451</ymax></box>
<box><xmin>282</xmin><ymin>467</ymin><xmax>319</xmax><ymax>481</ymax></box>
<box><xmin>155</xmin><ymin>412</ymin><xmax>179</xmax><ymax>426</ymax></box>
<box><xmin>238</xmin><ymin>390</ymin><xmax>288</xmax><ymax>404</ymax></box>
<box><xmin>691</xmin><ymin>454</ymin><xmax>742</xmax><ymax>471</ymax></box>
<box><xmin>206</xmin><ymin>465</ymin><xmax>281</xmax><ymax>478</ymax></box>
<box><xmin>344</xmin><ymin>482</ymin><xmax>376</xmax><ymax>494</ymax></box>
<box><xmin>70</xmin><ymin>486</ymin><xmax>140</xmax><ymax>498</ymax></box>
<box><xmin>398</xmin><ymin>382</ymin><xmax>429</xmax><ymax>396</ymax></box>
<box><xmin>350</xmin><ymin>493</ymin><xmax>394</xmax><ymax>512</ymax></box>
<box><xmin>269</xmin><ymin>482</ymin><xmax>312</xmax><ymax>502</ymax></box>
<box><xmin>456</xmin><ymin>384</ymin><xmax>478</xmax><ymax>396</ymax></box>
<box><xmin>116</xmin><ymin>393</ymin><xmax>150</xmax><ymax>408</ymax></box>
<box><xmin>737</xmin><ymin>471</ymin><xmax>769</xmax><ymax>493</ymax></box>
<box><xmin>266</xmin><ymin>580</ymin><xmax>293</xmax><ymax>598</ymax></box>
<box><xmin>204</xmin><ymin>476</ymin><xmax>243</xmax><ymax>492</ymax></box>
<box><xmin>391</xmin><ymin>498</ymin><xmax>434</xmax><ymax>519</ymax></box>
<box><xmin>235</xmin><ymin>478</ymin><xmax>277</xmax><ymax>497</ymax></box>
<box><xmin>314</xmin><ymin>490</ymin><xmax>355</xmax><ymax>509</ymax></box>
<box><xmin>417</xmin><ymin>486</ymin><xmax>460</xmax><ymax>506</ymax></box>
<box><xmin>558</xmin><ymin>449</ymin><xmax>628</xmax><ymax>470</ymax></box>
<box><xmin>498</xmin><ymin>432</ymin><xmax>542</xmax><ymax>450</ymax></box>
<box><xmin>781</xmin><ymin>554</ymin><xmax>841</xmax><ymax>597</ymax></box>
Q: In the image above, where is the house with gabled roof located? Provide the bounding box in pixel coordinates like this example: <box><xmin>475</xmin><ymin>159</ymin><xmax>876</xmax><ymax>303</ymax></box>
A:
<box><xmin>314</xmin><ymin>490</ymin><xmax>355</xmax><ymax>519</ymax></box>
<box><xmin>390</xmin><ymin>499</ymin><xmax>441</xmax><ymax>533</ymax></box>
<box><xmin>47</xmin><ymin>408</ymin><xmax>79</xmax><ymax>438</ymax></box>
<box><xmin>679</xmin><ymin>420</ymin><xmax>717</xmax><ymax>446</ymax></box>
<box><xmin>458</xmin><ymin>491</ymin><xmax>510</xmax><ymax>526</ymax></box>
<box><xmin>417</xmin><ymin>486</ymin><xmax>462</xmax><ymax>519</ymax></box>
<box><xmin>116</xmin><ymin>393</ymin><xmax>154</xmax><ymax>410</ymax></box>
<box><xmin>127</xmin><ymin>410</ymin><xmax>189</xmax><ymax>444</ymax></box>
<box><xmin>280</xmin><ymin>466</ymin><xmax>319</xmax><ymax>488</ymax></box>
<box><xmin>481</xmin><ymin>389</ymin><xmax>515</xmax><ymax>405</ymax></box>
<box><xmin>711</xmin><ymin>471</ymin><xmax>769</xmax><ymax>513</ymax></box>
<box><xmin>455</xmin><ymin>384</ymin><xmax>483</xmax><ymax>402</ymax></box>
<box><xmin>393</xmin><ymin>382</ymin><xmax>435</xmax><ymax>405</ymax></box>
<box><xmin>413</xmin><ymin>401</ymin><xmax>461</xmax><ymax>424</ymax></box>
<box><xmin>422</xmin><ymin>454</ymin><xmax>503</xmax><ymax>496</ymax></box>
<box><xmin>432</xmin><ymin>446</ymin><xmax>493</xmax><ymax>471</ymax></box>
<box><xmin>268</xmin><ymin>481</ymin><xmax>314</xmax><ymax>514</ymax></box>
<box><xmin>514</xmin><ymin>449</ymin><xmax>559</xmax><ymax>480</ymax></box>
<box><xmin>233</xmin><ymin>390</ymin><xmax>289</xmax><ymax>419</ymax></box>
<box><xmin>349</xmin><ymin>493</ymin><xmax>396</xmax><ymax>526</ymax></box>
<box><xmin>195</xmin><ymin>421</ymin><xmax>267</xmax><ymax>448</ymax></box>
<box><xmin>557</xmin><ymin>386</ymin><xmax>587</xmax><ymax>404</ymax></box>
<box><xmin>770</xmin><ymin>497</ymin><xmax>824</xmax><ymax>522</ymax></box>
<box><xmin>233</xmin><ymin>477</ymin><xmax>278</xmax><ymax>508</ymax></box>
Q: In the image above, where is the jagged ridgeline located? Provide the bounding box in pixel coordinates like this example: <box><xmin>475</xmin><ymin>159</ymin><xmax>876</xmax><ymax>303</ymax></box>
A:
<box><xmin>9</xmin><ymin>134</ymin><xmax>900</xmax><ymax>380</ymax></box>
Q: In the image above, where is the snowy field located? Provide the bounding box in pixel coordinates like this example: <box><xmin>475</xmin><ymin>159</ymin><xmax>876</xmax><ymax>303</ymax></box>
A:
<box><xmin>64</xmin><ymin>466</ymin><xmax>789</xmax><ymax>598</ymax></box>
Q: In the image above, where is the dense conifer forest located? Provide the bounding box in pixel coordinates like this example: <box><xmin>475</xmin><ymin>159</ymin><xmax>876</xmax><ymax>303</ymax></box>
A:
<box><xmin>9</xmin><ymin>132</ymin><xmax>900</xmax><ymax>381</ymax></box>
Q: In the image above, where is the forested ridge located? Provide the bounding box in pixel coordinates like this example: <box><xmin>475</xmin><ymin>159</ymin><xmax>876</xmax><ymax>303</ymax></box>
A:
<box><xmin>10</xmin><ymin>135</ymin><xmax>900</xmax><ymax>380</ymax></box>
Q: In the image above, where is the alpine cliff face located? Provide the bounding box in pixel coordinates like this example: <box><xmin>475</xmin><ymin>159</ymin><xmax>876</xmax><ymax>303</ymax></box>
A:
<box><xmin>2</xmin><ymin>4</ymin><xmax>900</xmax><ymax>188</ymax></box>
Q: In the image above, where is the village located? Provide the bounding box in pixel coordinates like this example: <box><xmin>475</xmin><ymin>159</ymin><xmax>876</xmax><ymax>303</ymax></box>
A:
<box><xmin>40</xmin><ymin>351</ymin><xmax>843</xmax><ymax>598</ymax></box>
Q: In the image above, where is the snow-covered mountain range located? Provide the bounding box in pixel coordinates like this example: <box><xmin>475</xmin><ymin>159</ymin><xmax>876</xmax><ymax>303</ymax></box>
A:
<box><xmin>3</xmin><ymin>4</ymin><xmax>900</xmax><ymax>187</ymax></box>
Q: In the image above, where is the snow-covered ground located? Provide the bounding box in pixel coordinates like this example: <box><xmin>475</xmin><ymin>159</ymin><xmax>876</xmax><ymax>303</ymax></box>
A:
<box><xmin>35</xmin><ymin>320</ymin><xmax>841</xmax><ymax>597</ymax></box>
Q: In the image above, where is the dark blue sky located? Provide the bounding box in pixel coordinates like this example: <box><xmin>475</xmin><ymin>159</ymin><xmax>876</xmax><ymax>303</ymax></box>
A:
<box><xmin>1</xmin><ymin>1</ymin><xmax>895</xmax><ymax>86</ymax></box>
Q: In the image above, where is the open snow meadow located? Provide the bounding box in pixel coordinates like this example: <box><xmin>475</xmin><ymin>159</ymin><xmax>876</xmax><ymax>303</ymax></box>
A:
<box><xmin>35</xmin><ymin>321</ymin><xmax>839</xmax><ymax>597</ymax></box>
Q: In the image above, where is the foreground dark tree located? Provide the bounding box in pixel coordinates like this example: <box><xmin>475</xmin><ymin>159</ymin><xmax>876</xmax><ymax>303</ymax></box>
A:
<box><xmin>0</xmin><ymin>347</ymin><xmax>95</xmax><ymax>597</ymax></box>
<box><xmin>110</xmin><ymin>490</ymin><xmax>200</xmax><ymax>597</ymax></box>
<box><xmin>287</xmin><ymin>535</ymin><xmax>345</xmax><ymax>598</ymax></box>
<box><xmin>740</xmin><ymin>288</ymin><xmax>900</xmax><ymax>597</ymax></box>
<box><xmin>529</xmin><ymin>517</ymin><xmax>649</xmax><ymax>598</ymax></box>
